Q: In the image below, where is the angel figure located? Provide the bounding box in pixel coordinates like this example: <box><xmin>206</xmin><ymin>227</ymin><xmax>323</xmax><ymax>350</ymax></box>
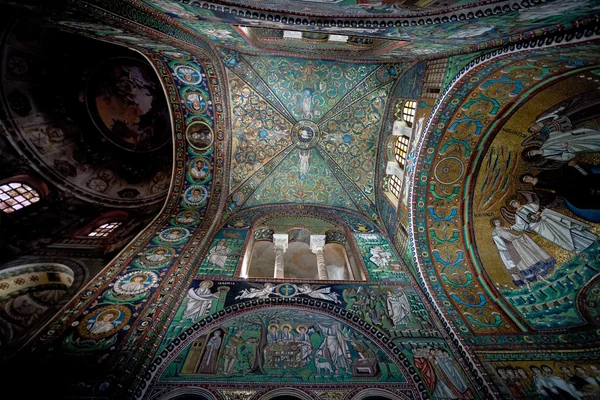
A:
<box><xmin>234</xmin><ymin>282</ymin><xmax>275</xmax><ymax>300</ymax></box>
<box><xmin>298</xmin><ymin>284</ymin><xmax>341</xmax><ymax>303</ymax></box>
<box><xmin>501</xmin><ymin>190</ymin><xmax>597</xmax><ymax>254</ymax></box>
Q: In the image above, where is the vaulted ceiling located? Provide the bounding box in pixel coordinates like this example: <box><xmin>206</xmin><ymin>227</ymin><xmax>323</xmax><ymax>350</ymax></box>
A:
<box><xmin>222</xmin><ymin>52</ymin><xmax>396</xmax><ymax>219</ymax></box>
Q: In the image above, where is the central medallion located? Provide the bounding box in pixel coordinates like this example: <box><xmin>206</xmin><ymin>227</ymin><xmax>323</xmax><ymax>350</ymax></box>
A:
<box><xmin>292</xmin><ymin>120</ymin><xmax>320</xmax><ymax>149</ymax></box>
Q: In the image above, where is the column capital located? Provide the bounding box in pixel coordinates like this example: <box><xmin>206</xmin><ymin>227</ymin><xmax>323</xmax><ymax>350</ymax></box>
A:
<box><xmin>273</xmin><ymin>233</ymin><xmax>289</xmax><ymax>252</ymax></box>
<box><xmin>310</xmin><ymin>234</ymin><xmax>326</xmax><ymax>253</ymax></box>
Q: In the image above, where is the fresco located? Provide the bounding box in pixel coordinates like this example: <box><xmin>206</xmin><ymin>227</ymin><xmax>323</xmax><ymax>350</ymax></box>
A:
<box><xmin>472</xmin><ymin>74</ymin><xmax>600</xmax><ymax>330</ymax></box>
<box><xmin>354</xmin><ymin>234</ymin><xmax>410</xmax><ymax>283</ymax></box>
<box><xmin>160</xmin><ymin>308</ymin><xmax>408</xmax><ymax>383</ymax></box>
<box><xmin>86</xmin><ymin>57</ymin><xmax>171</xmax><ymax>153</ymax></box>
<box><xmin>1</xmin><ymin>44</ymin><xmax>172</xmax><ymax>206</ymax></box>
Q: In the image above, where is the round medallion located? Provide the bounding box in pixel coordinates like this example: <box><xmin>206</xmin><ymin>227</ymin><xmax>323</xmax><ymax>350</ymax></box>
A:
<box><xmin>186</xmin><ymin>121</ymin><xmax>213</xmax><ymax>152</ymax></box>
<box><xmin>434</xmin><ymin>157</ymin><xmax>465</xmax><ymax>185</ymax></box>
<box><xmin>183</xmin><ymin>185</ymin><xmax>208</xmax><ymax>207</ymax></box>
<box><xmin>276</xmin><ymin>283</ymin><xmax>298</xmax><ymax>297</ymax></box>
<box><xmin>114</xmin><ymin>271</ymin><xmax>158</xmax><ymax>295</ymax></box>
<box><xmin>173</xmin><ymin>64</ymin><xmax>202</xmax><ymax>85</ymax></box>
<box><xmin>292</xmin><ymin>120</ymin><xmax>320</xmax><ymax>149</ymax></box>
<box><xmin>140</xmin><ymin>246</ymin><xmax>176</xmax><ymax>266</ymax></box>
<box><xmin>77</xmin><ymin>305</ymin><xmax>131</xmax><ymax>340</ymax></box>
<box><xmin>189</xmin><ymin>156</ymin><xmax>211</xmax><ymax>183</ymax></box>
<box><xmin>184</xmin><ymin>90</ymin><xmax>208</xmax><ymax>114</ymax></box>
<box><xmin>159</xmin><ymin>227</ymin><xmax>191</xmax><ymax>243</ymax></box>
<box><xmin>175</xmin><ymin>209</ymin><xmax>201</xmax><ymax>225</ymax></box>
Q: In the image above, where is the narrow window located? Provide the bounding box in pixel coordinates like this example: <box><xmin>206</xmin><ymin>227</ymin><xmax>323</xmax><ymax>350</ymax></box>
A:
<box><xmin>388</xmin><ymin>175</ymin><xmax>402</xmax><ymax>199</ymax></box>
<box><xmin>394</xmin><ymin>135</ymin><xmax>410</xmax><ymax>168</ymax></box>
<box><xmin>402</xmin><ymin>100</ymin><xmax>416</xmax><ymax>127</ymax></box>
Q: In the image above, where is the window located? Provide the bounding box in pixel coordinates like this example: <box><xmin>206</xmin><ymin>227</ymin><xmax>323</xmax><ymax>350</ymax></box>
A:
<box><xmin>402</xmin><ymin>100</ymin><xmax>416</xmax><ymax>127</ymax></box>
<box><xmin>388</xmin><ymin>174</ymin><xmax>401</xmax><ymax>199</ymax></box>
<box><xmin>394</xmin><ymin>135</ymin><xmax>410</xmax><ymax>168</ymax></box>
<box><xmin>0</xmin><ymin>182</ymin><xmax>41</xmax><ymax>213</ymax></box>
<box><xmin>88</xmin><ymin>222</ymin><xmax>122</xmax><ymax>237</ymax></box>
<box><xmin>422</xmin><ymin>58</ymin><xmax>448</xmax><ymax>99</ymax></box>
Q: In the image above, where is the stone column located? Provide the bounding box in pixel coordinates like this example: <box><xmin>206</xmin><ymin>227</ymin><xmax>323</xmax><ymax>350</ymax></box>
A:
<box><xmin>310</xmin><ymin>235</ymin><xmax>328</xmax><ymax>280</ymax></box>
<box><xmin>273</xmin><ymin>234</ymin><xmax>288</xmax><ymax>279</ymax></box>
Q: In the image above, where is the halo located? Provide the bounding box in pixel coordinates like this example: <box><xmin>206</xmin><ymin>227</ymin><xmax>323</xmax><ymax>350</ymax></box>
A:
<box><xmin>199</xmin><ymin>280</ymin><xmax>214</xmax><ymax>288</ymax></box>
<box><xmin>296</xmin><ymin>325</ymin><xmax>307</xmax><ymax>333</ymax></box>
<box><xmin>281</xmin><ymin>323</ymin><xmax>292</xmax><ymax>331</ymax></box>
<box><xmin>268</xmin><ymin>324</ymin><xmax>279</xmax><ymax>331</ymax></box>
<box><xmin>97</xmin><ymin>309</ymin><xmax>120</xmax><ymax>321</ymax></box>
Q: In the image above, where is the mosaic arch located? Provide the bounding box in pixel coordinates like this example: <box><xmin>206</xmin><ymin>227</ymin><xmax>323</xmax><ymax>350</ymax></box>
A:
<box><xmin>0</xmin><ymin>14</ymin><xmax>233</xmax><ymax>396</ymax></box>
<box><xmin>410</xmin><ymin>32</ymin><xmax>600</xmax><ymax>341</ymax></box>
<box><xmin>139</xmin><ymin>304</ymin><xmax>424</xmax><ymax>399</ymax></box>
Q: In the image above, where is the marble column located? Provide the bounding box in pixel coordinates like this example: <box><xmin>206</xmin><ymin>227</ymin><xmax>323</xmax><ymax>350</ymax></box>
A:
<box><xmin>273</xmin><ymin>234</ymin><xmax>288</xmax><ymax>279</ymax></box>
<box><xmin>310</xmin><ymin>235</ymin><xmax>328</xmax><ymax>280</ymax></box>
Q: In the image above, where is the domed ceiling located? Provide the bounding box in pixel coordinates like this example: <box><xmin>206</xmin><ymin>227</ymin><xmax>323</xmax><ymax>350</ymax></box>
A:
<box><xmin>221</xmin><ymin>51</ymin><xmax>400</xmax><ymax>219</ymax></box>
<box><xmin>0</xmin><ymin>24</ymin><xmax>173</xmax><ymax>207</ymax></box>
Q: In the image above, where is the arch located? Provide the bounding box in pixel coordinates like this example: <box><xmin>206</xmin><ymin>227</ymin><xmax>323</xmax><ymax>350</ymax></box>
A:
<box><xmin>152</xmin><ymin>387</ymin><xmax>217</xmax><ymax>400</ymax></box>
<box><xmin>259</xmin><ymin>388</ymin><xmax>312</xmax><ymax>400</ymax></box>
<box><xmin>353</xmin><ymin>388</ymin><xmax>406</xmax><ymax>400</ymax></box>
<box><xmin>242</xmin><ymin>209</ymin><xmax>364</xmax><ymax>281</ymax></box>
<box><xmin>409</xmin><ymin>34</ymin><xmax>600</xmax><ymax>399</ymax></box>
<box><xmin>139</xmin><ymin>304</ymin><xmax>423</xmax><ymax>399</ymax></box>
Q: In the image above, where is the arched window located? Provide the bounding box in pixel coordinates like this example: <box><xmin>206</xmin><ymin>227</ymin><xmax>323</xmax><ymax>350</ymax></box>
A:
<box><xmin>394</xmin><ymin>134</ymin><xmax>410</xmax><ymax>168</ymax></box>
<box><xmin>388</xmin><ymin>174</ymin><xmax>402</xmax><ymax>199</ymax></box>
<box><xmin>87</xmin><ymin>222</ymin><xmax>122</xmax><ymax>237</ymax></box>
<box><xmin>0</xmin><ymin>182</ymin><xmax>41</xmax><ymax>213</ymax></box>
<box><xmin>402</xmin><ymin>100</ymin><xmax>416</xmax><ymax>127</ymax></box>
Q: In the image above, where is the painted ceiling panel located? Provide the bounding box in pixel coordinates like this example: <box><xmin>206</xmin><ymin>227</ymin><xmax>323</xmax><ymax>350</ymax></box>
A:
<box><xmin>319</xmin><ymin>84</ymin><xmax>391</xmax><ymax>202</ymax></box>
<box><xmin>247</xmin><ymin>57</ymin><xmax>378</xmax><ymax>122</ymax></box>
<box><xmin>227</xmin><ymin>71</ymin><xmax>294</xmax><ymax>192</ymax></box>
<box><xmin>244</xmin><ymin>148</ymin><xmax>358</xmax><ymax>210</ymax></box>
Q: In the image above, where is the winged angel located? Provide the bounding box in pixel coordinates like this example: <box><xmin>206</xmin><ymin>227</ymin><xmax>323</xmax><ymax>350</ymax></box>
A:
<box><xmin>235</xmin><ymin>282</ymin><xmax>341</xmax><ymax>303</ymax></box>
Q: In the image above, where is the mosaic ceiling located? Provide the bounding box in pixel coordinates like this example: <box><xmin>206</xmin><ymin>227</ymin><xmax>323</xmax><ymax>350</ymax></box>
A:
<box><xmin>223</xmin><ymin>52</ymin><xmax>399</xmax><ymax>220</ymax></box>
<box><xmin>142</xmin><ymin>0</ymin><xmax>600</xmax><ymax>61</ymax></box>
